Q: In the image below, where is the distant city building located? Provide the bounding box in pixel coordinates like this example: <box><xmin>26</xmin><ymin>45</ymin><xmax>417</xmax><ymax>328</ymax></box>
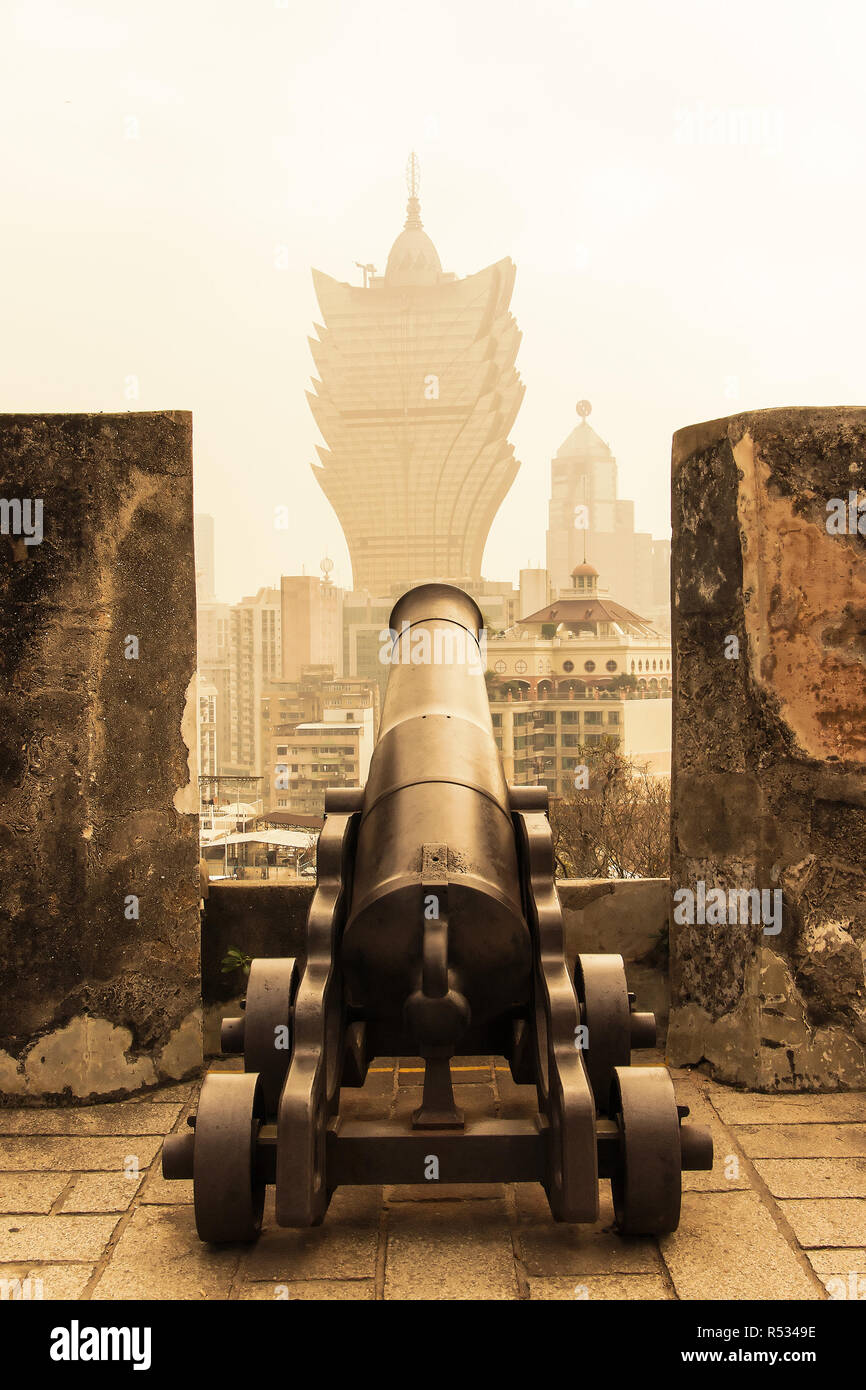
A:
<box><xmin>281</xmin><ymin>569</ymin><xmax>343</xmax><ymax>680</ymax></box>
<box><xmin>194</xmin><ymin>513</ymin><xmax>216</xmax><ymax>601</ymax></box>
<box><xmin>546</xmin><ymin>400</ymin><xmax>668</xmax><ymax>619</ymax></box>
<box><xmin>487</xmin><ymin>560</ymin><xmax>672</xmax><ymax>782</ymax></box>
<box><xmin>198</xmin><ymin>676</ymin><xmax>219</xmax><ymax>778</ymax></box>
<box><xmin>518</xmin><ymin>567</ymin><xmax>549</xmax><ymax>621</ymax></box>
<box><xmin>307</xmin><ymin>155</ymin><xmax>524</xmax><ymax>593</ymax></box>
<box><xmin>263</xmin><ymin>670</ymin><xmax>378</xmax><ymax>815</ymax></box>
<box><xmin>196</xmin><ymin>597</ymin><xmax>232</xmax><ymax>773</ymax></box>
<box><xmin>225</xmin><ymin>587</ymin><xmax>281</xmax><ymax>776</ymax></box>
<box><xmin>490</xmin><ymin>561</ymin><xmax>671</xmax><ymax>696</ymax></box>
<box><xmin>342</xmin><ymin>593</ymin><xmax>394</xmax><ymax>702</ymax></box>
<box><xmin>492</xmin><ymin>690</ymin><xmax>671</xmax><ymax>788</ymax></box>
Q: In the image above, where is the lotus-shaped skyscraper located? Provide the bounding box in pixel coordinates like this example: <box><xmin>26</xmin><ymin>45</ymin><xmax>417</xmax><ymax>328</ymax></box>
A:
<box><xmin>307</xmin><ymin>162</ymin><xmax>524</xmax><ymax>595</ymax></box>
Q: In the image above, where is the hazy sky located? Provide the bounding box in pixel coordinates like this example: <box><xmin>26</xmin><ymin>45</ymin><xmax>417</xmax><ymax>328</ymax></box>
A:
<box><xmin>2</xmin><ymin>0</ymin><xmax>864</xmax><ymax>601</ymax></box>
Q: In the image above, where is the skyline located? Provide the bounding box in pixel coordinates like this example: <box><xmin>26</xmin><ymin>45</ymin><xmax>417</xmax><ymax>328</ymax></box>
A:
<box><xmin>2</xmin><ymin>0</ymin><xmax>864</xmax><ymax>602</ymax></box>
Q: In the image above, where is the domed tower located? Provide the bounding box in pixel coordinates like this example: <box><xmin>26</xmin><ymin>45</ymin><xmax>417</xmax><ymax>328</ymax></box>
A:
<box><xmin>307</xmin><ymin>155</ymin><xmax>524</xmax><ymax>594</ymax></box>
<box><xmin>570</xmin><ymin>560</ymin><xmax>599</xmax><ymax>596</ymax></box>
<box><xmin>545</xmin><ymin>399</ymin><xmax>655</xmax><ymax>616</ymax></box>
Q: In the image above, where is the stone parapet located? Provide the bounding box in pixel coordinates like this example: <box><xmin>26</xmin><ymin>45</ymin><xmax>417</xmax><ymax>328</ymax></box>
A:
<box><xmin>0</xmin><ymin>413</ymin><xmax>200</xmax><ymax>1102</ymax></box>
<box><xmin>669</xmin><ymin>406</ymin><xmax>866</xmax><ymax>1090</ymax></box>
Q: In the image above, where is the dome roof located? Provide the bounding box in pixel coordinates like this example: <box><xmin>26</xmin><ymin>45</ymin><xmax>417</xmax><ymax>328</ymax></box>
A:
<box><xmin>385</xmin><ymin>196</ymin><xmax>442</xmax><ymax>286</ymax></box>
<box><xmin>571</xmin><ymin>561</ymin><xmax>598</xmax><ymax>578</ymax></box>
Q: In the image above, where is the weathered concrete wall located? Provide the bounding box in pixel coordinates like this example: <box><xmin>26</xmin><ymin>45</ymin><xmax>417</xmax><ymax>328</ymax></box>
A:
<box><xmin>669</xmin><ymin>406</ymin><xmax>866</xmax><ymax>1091</ymax></box>
<box><xmin>203</xmin><ymin>877</ymin><xmax>670</xmax><ymax>1052</ymax></box>
<box><xmin>560</xmin><ymin>878</ymin><xmax>670</xmax><ymax>1039</ymax></box>
<box><xmin>0</xmin><ymin>413</ymin><xmax>200</xmax><ymax>1102</ymax></box>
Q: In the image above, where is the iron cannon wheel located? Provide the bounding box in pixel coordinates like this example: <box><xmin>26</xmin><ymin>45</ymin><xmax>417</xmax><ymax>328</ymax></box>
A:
<box><xmin>193</xmin><ymin>1071</ymin><xmax>266</xmax><ymax>1243</ymax></box>
<box><xmin>609</xmin><ymin>1065</ymin><xmax>682</xmax><ymax>1235</ymax></box>
<box><xmin>574</xmin><ymin>954</ymin><xmax>631</xmax><ymax>1114</ymax></box>
<box><xmin>243</xmin><ymin>957</ymin><xmax>298</xmax><ymax>1115</ymax></box>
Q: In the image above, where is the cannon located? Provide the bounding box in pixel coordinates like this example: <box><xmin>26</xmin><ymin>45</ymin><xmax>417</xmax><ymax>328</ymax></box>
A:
<box><xmin>163</xmin><ymin>582</ymin><xmax>712</xmax><ymax>1241</ymax></box>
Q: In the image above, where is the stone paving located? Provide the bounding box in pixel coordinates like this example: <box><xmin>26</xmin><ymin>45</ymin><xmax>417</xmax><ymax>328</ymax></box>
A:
<box><xmin>1</xmin><ymin>1053</ymin><xmax>864</xmax><ymax>1301</ymax></box>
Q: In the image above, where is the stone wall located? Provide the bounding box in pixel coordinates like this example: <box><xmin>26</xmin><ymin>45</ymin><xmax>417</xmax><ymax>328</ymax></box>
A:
<box><xmin>669</xmin><ymin>406</ymin><xmax>866</xmax><ymax>1090</ymax></box>
<box><xmin>0</xmin><ymin>413</ymin><xmax>200</xmax><ymax>1102</ymax></box>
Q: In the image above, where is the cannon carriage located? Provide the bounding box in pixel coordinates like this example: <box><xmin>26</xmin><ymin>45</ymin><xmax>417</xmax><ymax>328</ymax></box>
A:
<box><xmin>163</xmin><ymin>582</ymin><xmax>711</xmax><ymax>1241</ymax></box>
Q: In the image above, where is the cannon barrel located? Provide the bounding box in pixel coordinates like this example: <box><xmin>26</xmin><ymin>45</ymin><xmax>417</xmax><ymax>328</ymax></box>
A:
<box><xmin>341</xmin><ymin>583</ymin><xmax>531</xmax><ymax>1033</ymax></box>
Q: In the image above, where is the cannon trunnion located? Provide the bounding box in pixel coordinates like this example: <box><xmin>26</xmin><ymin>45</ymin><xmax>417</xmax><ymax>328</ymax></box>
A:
<box><xmin>163</xmin><ymin>583</ymin><xmax>712</xmax><ymax>1240</ymax></box>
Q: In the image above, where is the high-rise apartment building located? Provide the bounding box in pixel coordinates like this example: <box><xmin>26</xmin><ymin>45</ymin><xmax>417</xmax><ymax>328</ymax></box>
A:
<box><xmin>225</xmin><ymin>587</ymin><xmax>281</xmax><ymax>776</ymax></box>
<box><xmin>307</xmin><ymin>156</ymin><xmax>524</xmax><ymax>593</ymax></box>
<box><xmin>262</xmin><ymin>670</ymin><xmax>379</xmax><ymax>815</ymax></box>
<box><xmin>281</xmin><ymin>574</ymin><xmax>343</xmax><ymax>680</ymax></box>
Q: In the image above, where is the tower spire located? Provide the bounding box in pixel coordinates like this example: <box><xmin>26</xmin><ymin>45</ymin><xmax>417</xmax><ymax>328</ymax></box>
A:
<box><xmin>404</xmin><ymin>151</ymin><xmax>423</xmax><ymax>229</ymax></box>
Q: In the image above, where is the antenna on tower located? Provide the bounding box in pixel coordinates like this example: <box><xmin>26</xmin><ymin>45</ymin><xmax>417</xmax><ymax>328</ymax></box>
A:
<box><xmin>406</xmin><ymin>151</ymin><xmax>420</xmax><ymax>200</ymax></box>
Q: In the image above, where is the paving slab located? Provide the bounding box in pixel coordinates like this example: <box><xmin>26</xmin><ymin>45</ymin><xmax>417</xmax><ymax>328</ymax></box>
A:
<box><xmin>396</xmin><ymin>1060</ymin><xmax>426</xmax><ymax>1087</ymax></box>
<box><xmin>753</xmin><ymin>1159</ymin><xmax>866</xmax><ymax>1200</ymax></box>
<box><xmin>671</xmin><ymin>1080</ymin><xmax>716</xmax><ymax>1122</ymax></box>
<box><xmin>816</xmin><ymin>1271</ymin><xmax>866</xmax><ymax>1299</ymax></box>
<box><xmin>58</xmin><ymin>1172</ymin><xmax>143</xmax><ymax>1213</ymax></box>
<box><xmin>529</xmin><ymin>1274</ymin><xmax>673</xmax><ymax>1300</ymax></box>
<box><xmin>338</xmin><ymin>1093</ymin><xmax>391</xmax><ymax>1121</ymax></box>
<box><xmin>0</xmin><ymin>1215</ymin><xmax>119</xmax><ymax>1262</ymax></box>
<box><xmin>493</xmin><ymin>1069</ymin><xmax>538</xmax><ymax>1118</ymax></box>
<box><xmin>0</xmin><ymin>1104</ymin><xmax>182</xmax><ymax>1136</ymax></box>
<box><xmin>92</xmin><ymin>1205</ymin><xmax>239</xmax><ymax>1299</ymax></box>
<box><xmin>515</xmin><ymin>1186</ymin><xmax>661</xmax><ymax>1276</ymax></box>
<box><xmin>238</xmin><ymin>1187</ymin><xmax>381</xmax><ymax>1283</ymax></box>
<box><xmin>682</xmin><ymin>1119</ymin><xmax>751</xmax><ymax>1193</ymax></box>
<box><xmin>392</xmin><ymin>1084</ymin><xmax>495</xmax><ymax>1126</ymax></box>
<box><xmin>384</xmin><ymin>1183</ymin><xmax>505</xmax><ymax>1202</ymax></box>
<box><xmin>779</xmin><ymin>1199</ymin><xmax>866</xmax><ymax>1248</ymax></box>
<box><xmin>0</xmin><ymin>1263</ymin><xmax>94</xmax><ymax>1300</ymax></box>
<box><xmin>237</xmin><ymin>1279</ymin><xmax>375</xmax><ymax>1300</ymax></box>
<box><xmin>806</xmin><ymin>1248</ymin><xmax>866</xmax><ymax>1273</ymax></box>
<box><xmin>384</xmin><ymin>1198</ymin><xmax>518</xmax><ymax>1300</ymax></box>
<box><xmin>138</xmin><ymin>1166</ymin><xmax>194</xmax><ymax>1205</ymax></box>
<box><xmin>451</xmin><ymin>1059</ymin><xmax>496</xmax><ymax>1079</ymax></box>
<box><xmin>0</xmin><ymin>1174</ymin><xmax>71</xmax><ymax>1214</ymax></box>
<box><xmin>710</xmin><ymin>1091</ymin><xmax>866</xmax><ymax>1126</ymax></box>
<box><xmin>139</xmin><ymin>1084</ymin><xmax>194</xmax><ymax>1105</ymax></box>
<box><xmin>733</xmin><ymin>1125</ymin><xmax>866</xmax><ymax>1159</ymax></box>
<box><xmin>0</xmin><ymin>1137</ymin><xmax>161</xmax><ymax>1172</ymax></box>
<box><xmin>660</xmin><ymin>1192</ymin><xmax>821</xmax><ymax>1300</ymax></box>
<box><xmin>350</xmin><ymin>1065</ymin><xmax>395</xmax><ymax>1098</ymax></box>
